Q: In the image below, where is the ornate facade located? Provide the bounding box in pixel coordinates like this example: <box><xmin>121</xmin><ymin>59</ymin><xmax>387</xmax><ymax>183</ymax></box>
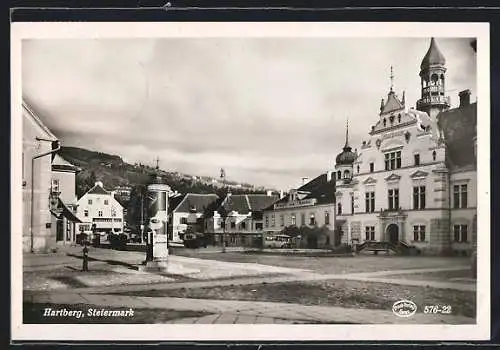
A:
<box><xmin>334</xmin><ymin>38</ymin><xmax>477</xmax><ymax>255</ymax></box>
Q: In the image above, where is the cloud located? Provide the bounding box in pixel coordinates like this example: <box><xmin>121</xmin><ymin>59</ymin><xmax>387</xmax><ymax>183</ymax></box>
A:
<box><xmin>22</xmin><ymin>37</ymin><xmax>476</xmax><ymax>189</ymax></box>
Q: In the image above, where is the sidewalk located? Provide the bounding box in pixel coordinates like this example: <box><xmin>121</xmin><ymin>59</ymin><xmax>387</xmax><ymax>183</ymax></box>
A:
<box><xmin>25</xmin><ymin>290</ymin><xmax>475</xmax><ymax>325</ymax></box>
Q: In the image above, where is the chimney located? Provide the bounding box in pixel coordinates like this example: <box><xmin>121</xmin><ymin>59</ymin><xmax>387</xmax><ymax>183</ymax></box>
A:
<box><xmin>459</xmin><ymin>90</ymin><xmax>471</xmax><ymax>108</ymax></box>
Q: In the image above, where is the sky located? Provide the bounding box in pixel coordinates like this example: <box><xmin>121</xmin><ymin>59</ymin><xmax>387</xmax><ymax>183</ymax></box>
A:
<box><xmin>22</xmin><ymin>37</ymin><xmax>476</xmax><ymax>191</ymax></box>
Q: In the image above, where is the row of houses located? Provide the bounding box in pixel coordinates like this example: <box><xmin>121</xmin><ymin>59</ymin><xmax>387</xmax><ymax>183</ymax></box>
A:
<box><xmin>22</xmin><ymin>101</ymin><xmax>125</xmax><ymax>252</ymax></box>
<box><xmin>167</xmin><ymin>38</ymin><xmax>478</xmax><ymax>255</ymax></box>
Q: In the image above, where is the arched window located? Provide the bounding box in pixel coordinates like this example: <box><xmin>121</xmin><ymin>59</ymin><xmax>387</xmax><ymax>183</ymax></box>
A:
<box><xmin>398</xmin><ymin>114</ymin><xmax>401</xmax><ymax>123</ymax></box>
<box><xmin>337</xmin><ymin>203</ymin><xmax>343</xmax><ymax>215</ymax></box>
<box><xmin>357</xmin><ymin>165</ymin><xmax>360</xmax><ymax>174</ymax></box>
<box><xmin>431</xmin><ymin>73</ymin><xmax>439</xmax><ymax>85</ymax></box>
<box><xmin>337</xmin><ymin>170</ymin><xmax>342</xmax><ymax>180</ymax></box>
<box><xmin>389</xmin><ymin>115</ymin><xmax>395</xmax><ymax>124</ymax></box>
<box><xmin>343</xmin><ymin>170</ymin><xmax>350</xmax><ymax>179</ymax></box>
<box><xmin>432</xmin><ymin>150</ymin><xmax>437</xmax><ymax>161</ymax></box>
<box><xmin>383</xmin><ymin>118</ymin><xmax>387</xmax><ymax>127</ymax></box>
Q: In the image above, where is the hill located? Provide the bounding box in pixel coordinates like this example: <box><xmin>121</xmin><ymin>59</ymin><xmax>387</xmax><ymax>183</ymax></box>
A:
<box><xmin>59</xmin><ymin>146</ymin><xmax>272</xmax><ymax>199</ymax></box>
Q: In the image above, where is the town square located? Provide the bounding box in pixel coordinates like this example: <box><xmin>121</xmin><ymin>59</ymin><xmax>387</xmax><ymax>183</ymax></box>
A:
<box><xmin>15</xmin><ymin>22</ymin><xmax>486</xmax><ymax>338</ymax></box>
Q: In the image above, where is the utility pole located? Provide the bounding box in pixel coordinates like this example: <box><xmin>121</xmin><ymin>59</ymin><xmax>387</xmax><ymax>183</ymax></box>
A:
<box><xmin>220</xmin><ymin>168</ymin><xmax>226</xmax><ymax>253</ymax></box>
<box><xmin>140</xmin><ymin>188</ymin><xmax>144</xmax><ymax>244</ymax></box>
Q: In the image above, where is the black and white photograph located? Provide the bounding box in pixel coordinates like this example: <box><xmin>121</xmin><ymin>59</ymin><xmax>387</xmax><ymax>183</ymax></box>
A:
<box><xmin>11</xmin><ymin>22</ymin><xmax>490</xmax><ymax>341</ymax></box>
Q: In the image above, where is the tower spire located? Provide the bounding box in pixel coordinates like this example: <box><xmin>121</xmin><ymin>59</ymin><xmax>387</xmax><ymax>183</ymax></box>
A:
<box><xmin>390</xmin><ymin>65</ymin><xmax>395</xmax><ymax>93</ymax></box>
<box><xmin>344</xmin><ymin>117</ymin><xmax>350</xmax><ymax>149</ymax></box>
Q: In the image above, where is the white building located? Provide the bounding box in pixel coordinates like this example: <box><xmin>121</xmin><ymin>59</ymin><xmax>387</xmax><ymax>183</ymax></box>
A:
<box><xmin>76</xmin><ymin>181</ymin><xmax>124</xmax><ymax>236</ymax></box>
<box><xmin>334</xmin><ymin>38</ymin><xmax>477</xmax><ymax>255</ymax></box>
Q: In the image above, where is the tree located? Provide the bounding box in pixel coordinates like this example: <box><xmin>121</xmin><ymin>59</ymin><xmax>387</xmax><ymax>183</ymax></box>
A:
<box><xmin>218</xmin><ymin>206</ymin><xmax>228</xmax><ymax>253</ymax></box>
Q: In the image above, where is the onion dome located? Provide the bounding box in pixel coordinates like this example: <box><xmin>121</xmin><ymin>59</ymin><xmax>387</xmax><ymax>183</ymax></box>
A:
<box><xmin>420</xmin><ymin>37</ymin><xmax>446</xmax><ymax>69</ymax></box>
<box><xmin>335</xmin><ymin>119</ymin><xmax>357</xmax><ymax>165</ymax></box>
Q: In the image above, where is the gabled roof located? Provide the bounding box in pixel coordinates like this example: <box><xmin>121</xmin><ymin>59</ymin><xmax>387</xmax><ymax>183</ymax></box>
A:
<box><xmin>87</xmin><ymin>184</ymin><xmax>110</xmax><ymax>195</ymax></box>
<box><xmin>380</xmin><ymin>91</ymin><xmax>404</xmax><ymax>115</ymax></box>
<box><xmin>51</xmin><ymin>198</ymin><xmax>82</xmax><ymax>223</ymax></box>
<box><xmin>363</xmin><ymin>177</ymin><xmax>377</xmax><ymax>185</ymax></box>
<box><xmin>22</xmin><ymin>100</ymin><xmax>58</xmax><ymax>141</ymax></box>
<box><xmin>173</xmin><ymin>193</ymin><xmax>219</xmax><ymax>213</ymax></box>
<box><xmin>247</xmin><ymin>194</ymin><xmax>280</xmax><ymax>211</ymax></box>
<box><xmin>222</xmin><ymin>194</ymin><xmax>252</xmax><ymax>214</ymax></box>
<box><xmin>52</xmin><ymin>154</ymin><xmax>79</xmax><ymax>172</ymax></box>
<box><xmin>437</xmin><ymin>102</ymin><xmax>477</xmax><ymax>170</ymax></box>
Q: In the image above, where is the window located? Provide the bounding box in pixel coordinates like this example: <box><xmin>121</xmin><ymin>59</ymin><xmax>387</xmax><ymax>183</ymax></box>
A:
<box><xmin>324</xmin><ymin>211</ymin><xmax>330</xmax><ymax>225</ymax></box>
<box><xmin>111</xmin><ymin>208</ymin><xmax>116</xmax><ymax>217</ymax></box>
<box><xmin>454</xmin><ymin>225</ymin><xmax>468</xmax><ymax>242</ymax></box>
<box><xmin>365</xmin><ymin>226</ymin><xmax>375</xmax><ymax>241</ymax></box>
<box><xmin>241</xmin><ymin>222</ymin><xmax>246</xmax><ymax>230</ymax></box>
<box><xmin>337</xmin><ymin>170</ymin><xmax>341</xmax><ymax>180</ymax></box>
<box><xmin>351</xmin><ymin>194</ymin><xmax>355</xmax><ymax>214</ymax></box>
<box><xmin>265</xmin><ymin>215</ymin><xmax>269</xmax><ymax>228</ymax></box>
<box><xmin>414</xmin><ymin>154</ymin><xmax>420</xmax><ymax>166</ymax></box>
<box><xmin>357</xmin><ymin>165</ymin><xmax>360</xmax><ymax>174</ymax></box>
<box><xmin>309</xmin><ymin>214</ymin><xmax>316</xmax><ymax>226</ymax></box>
<box><xmin>398</xmin><ymin>114</ymin><xmax>401</xmax><ymax>123</ymax></box>
<box><xmin>369</xmin><ymin>162</ymin><xmax>374</xmax><ymax>173</ymax></box>
<box><xmin>383</xmin><ymin>118</ymin><xmax>387</xmax><ymax>127</ymax></box>
<box><xmin>413</xmin><ymin>186</ymin><xmax>426</xmax><ymax>210</ymax></box>
<box><xmin>337</xmin><ymin>203</ymin><xmax>343</xmax><ymax>215</ymax></box>
<box><xmin>280</xmin><ymin>215</ymin><xmax>285</xmax><ymax>227</ymax></box>
<box><xmin>230</xmin><ymin>222</ymin><xmax>236</xmax><ymax>229</ymax></box>
<box><xmin>453</xmin><ymin>184</ymin><xmax>468</xmax><ymax>209</ymax></box>
<box><xmin>365</xmin><ymin>192</ymin><xmax>375</xmax><ymax>213</ymax></box>
<box><xmin>88</xmin><ymin>199</ymin><xmax>93</xmax><ymax>205</ymax></box>
<box><xmin>343</xmin><ymin>170</ymin><xmax>350</xmax><ymax>179</ymax></box>
<box><xmin>51</xmin><ymin>179</ymin><xmax>60</xmax><ymax>193</ymax></box>
<box><xmin>271</xmin><ymin>214</ymin><xmax>276</xmax><ymax>227</ymax></box>
<box><xmin>432</xmin><ymin>150</ymin><xmax>437</xmax><ymax>161</ymax></box>
<box><xmin>301</xmin><ymin>213</ymin><xmax>305</xmax><ymax>226</ymax></box>
<box><xmin>388</xmin><ymin>189</ymin><xmax>399</xmax><ymax>210</ymax></box>
<box><xmin>104</xmin><ymin>199</ymin><xmax>109</xmax><ymax>205</ymax></box>
<box><xmin>84</xmin><ymin>210</ymin><xmax>89</xmax><ymax>217</ymax></box>
<box><xmin>413</xmin><ymin>225</ymin><xmax>426</xmax><ymax>242</ymax></box>
<box><xmin>291</xmin><ymin>213</ymin><xmax>296</xmax><ymax>226</ymax></box>
<box><xmin>98</xmin><ymin>210</ymin><xmax>103</xmax><ymax>217</ymax></box>
<box><xmin>385</xmin><ymin>151</ymin><xmax>401</xmax><ymax>170</ymax></box>
<box><xmin>180</xmin><ymin>217</ymin><xmax>188</xmax><ymax>224</ymax></box>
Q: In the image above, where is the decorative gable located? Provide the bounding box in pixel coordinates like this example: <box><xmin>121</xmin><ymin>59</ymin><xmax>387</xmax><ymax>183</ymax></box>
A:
<box><xmin>385</xmin><ymin>173</ymin><xmax>401</xmax><ymax>182</ymax></box>
<box><xmin>363</xmin><ymin>177</ymin><xmax>377</xmax><ymax>185</ymax></box>
<box><xmin>410</xmin><ymin>170</ymin><xmax>429</xmax><ymax>179</ymax></box>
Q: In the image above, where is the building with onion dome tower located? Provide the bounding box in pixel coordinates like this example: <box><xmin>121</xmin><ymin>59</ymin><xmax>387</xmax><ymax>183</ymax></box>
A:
<box><xmin>333</xmin><ymin>38</ymin><xmax>477</xmax><ymax>256</ymax></box>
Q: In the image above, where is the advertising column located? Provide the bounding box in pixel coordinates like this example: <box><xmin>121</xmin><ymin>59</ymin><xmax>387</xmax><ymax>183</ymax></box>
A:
<box><xmin>142</xmin><ymin>175</ymin><xmax>170</xmax><ymax>271</ymax></box>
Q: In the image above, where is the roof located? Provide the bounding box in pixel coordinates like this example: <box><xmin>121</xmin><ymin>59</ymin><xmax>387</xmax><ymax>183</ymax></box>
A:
<box><xmin>86</xmin><ymin>184</ymin><xmax>111</xmax><ymax>195</ymax></box>
<box><xmin>380</xmin><ymin>91</ymin><xmax>404</xmax><ymax>115</ymax></box>
<box><xmin>51</xmin><ymin>198</ymin><xmax>82</xmax><ymax>223</ymax></box>
<box><xmin>22</xmin><ymin>100</ymin><xmax>58</xmax><ymax>141</ymax></box>
<box><xmin>52</xmin><ymin>154</ymin><xmax>79</xmax><ymax>172</ymax></box>
<box><xmin>246</xmin><ymin>194</ymin><xmax>280</xmax><ymax>211</ymax></box>
<box><xmin>420</xmin><ymin>37</ymin><xmax>446</xmax><ymax>70</ymax></box>
<box><xmin>173</xmin><ymin>193</ymin><xmax>219</xmax><ymax>213</ymax></box>
<box><xmin>266</xmin><ymin>173</ymin><xmax>336</xmax><ymax>210</ymax></box>
<box><xmin>437</xmin><ymin>102</ymin><xmax>477</xmax><ymax>170</ymax></box>
<box><xmin>215</xmin><ymin>194</ymin><xmax>280</xmax><ymax>215</ymax></box>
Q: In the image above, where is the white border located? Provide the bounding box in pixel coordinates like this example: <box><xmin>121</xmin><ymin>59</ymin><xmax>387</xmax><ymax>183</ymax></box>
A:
<box><xmin>11</xmin><ymin>22</ymin><xmax>490</xmax><ymax>341</ymax></box>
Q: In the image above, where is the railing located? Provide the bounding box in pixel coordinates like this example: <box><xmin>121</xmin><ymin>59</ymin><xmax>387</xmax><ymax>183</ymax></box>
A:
<box><xmin>417</xmin><ymin>95</ymin><xmax>450</xmax><ymax>107</ymax></box>
<box><xmin>357</xmin><ymin>240</ymin><xmax>413</xmax><ymax>255</ymax></box>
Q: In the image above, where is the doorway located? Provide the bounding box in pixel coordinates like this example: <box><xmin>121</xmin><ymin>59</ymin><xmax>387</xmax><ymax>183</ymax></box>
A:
<box><xmin>386</xmin><ymin>223</ymin><xmax>399</xmax><ymax>244</ymax></box>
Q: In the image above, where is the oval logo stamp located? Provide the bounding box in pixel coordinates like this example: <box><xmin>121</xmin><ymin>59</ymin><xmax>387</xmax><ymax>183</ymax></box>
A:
<box><xmin>392</xmin><ymin>299</ymin><xmax>418</xmax><ymax>318</ymax></box>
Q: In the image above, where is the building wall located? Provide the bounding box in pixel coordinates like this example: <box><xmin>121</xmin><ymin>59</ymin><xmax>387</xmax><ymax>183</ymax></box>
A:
<box><xmin>263</xmin><ymin>204</ymin><xmax>335</xmax><ymax>233</ymax></box>
<box><xmin>22</xmin><ymin>108</ymin><xmax>57</xmax><ymax>253</ymax></box>
<box><xmin>52</xmin><ymin>169</ymin><xmax>77</xmax><ymax>205</ymax></box>
<box><xmin>171</xmin><ymin>211</ymin><xmax>204</xmax><ymax>243</ymax></box>
<box><xmin>76</xmin><ymin>190</ymin><xmax>124</xmax><ymax>234</ymax></box>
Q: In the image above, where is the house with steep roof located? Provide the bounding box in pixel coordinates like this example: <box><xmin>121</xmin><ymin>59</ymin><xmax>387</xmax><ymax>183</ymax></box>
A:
<box><xmin>334</xmin><ymin>38</ymin><xmax>477</xmax><ymax>255</ymax></box>
<box><xmin>50</xmin><ymin>154</ymin><xmax>82</xmax><ymax>245</ymax></box>
<box><xmin>75</xmin><ymin>181</ymin><xmax>124</xmax><ymax>238</ymax></box>
<box><xmin>167</xmin><ymin>193</ymin><xmax>219</xmax><ymax>243</ymax></box>
<box><xmin>262</xmin><ymin>174</ymin><xmax>337</xmax><ymax>248</ymax></box>
<box><xmin>206</xmin><ymin>192</ymin><xmax>280</xmax><ymax>247</ymax></box>
<box><xmin>22</xmin><ymin>100</ymin><xmax>60</xmax><ymax>252</ymax></box>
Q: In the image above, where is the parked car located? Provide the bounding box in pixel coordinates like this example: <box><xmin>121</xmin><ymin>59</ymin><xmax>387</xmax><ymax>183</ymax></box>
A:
<box><xmin>264</xmin><ymin>234</ymin><xmax>292</xmax><ymax>249</ymax></box>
